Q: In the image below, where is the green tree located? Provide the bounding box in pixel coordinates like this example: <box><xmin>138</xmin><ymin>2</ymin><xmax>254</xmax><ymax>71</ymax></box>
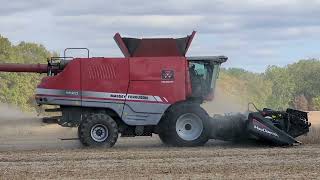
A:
<box><xmin>0</xmin><ymin>35</ymin><xmax>51</xmax><ymax>111</ymax></box>
<box><xmin>312</xmin><ymin>96</ymin><xmax>320</xmax><ymax>110</ymax></box>
<box><xmin>288</xmin><ymin>60</ymin><xmax>320</xmax><ymax>106</ymax></box>
<box><xmin>264</xmin><ymin>65</ymin><xmax>295</xmax><ymax>110</ymax></box>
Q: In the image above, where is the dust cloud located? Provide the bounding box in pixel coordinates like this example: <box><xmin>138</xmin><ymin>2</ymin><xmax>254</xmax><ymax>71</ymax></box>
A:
<box><xmin>0</xmin><ymin>103</ymin><xmax>41</xmax><ymax>135</ymax></box>
<box><xmin>0</xmin><ymin>103</ymin><xmax>78</xmax><ymax>150</ymax></box>
<box><xmin>202</xmin><ymin>88</ymin><xmax>249</xmax><ymax>141</ymax></box>
<box><xmin>202</xmin><ymin>88</ymin><xmax>248</xmax><ymax>115</ymax></box>
<box><xmin>203</xmin><ymin>89</ymin><xmax>320</xmax><ymax>144</ymax></box>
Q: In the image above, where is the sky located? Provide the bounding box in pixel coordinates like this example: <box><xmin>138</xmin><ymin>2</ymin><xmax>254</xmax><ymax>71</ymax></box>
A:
<box><xmin>1</xmin><ymin>0</ymin><xmax>320</xmax><ymax>72</ymax></box>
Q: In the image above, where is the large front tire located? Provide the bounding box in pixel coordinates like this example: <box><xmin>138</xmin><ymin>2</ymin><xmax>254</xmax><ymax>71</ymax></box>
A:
<box><xmin>78</xmin><ymin>113</ymin><xmax>118</xmax><ymax>147</ymax></box>
<box><xmin>158</xmin><ymin>103</ymin><xmax>209</xmax><ymax>147</ymax></box>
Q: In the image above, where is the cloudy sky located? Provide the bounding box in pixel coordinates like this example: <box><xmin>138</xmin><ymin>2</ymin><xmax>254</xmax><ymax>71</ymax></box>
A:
<box><xmin>1</xmin><ymin>0</ymin><xmax>320</xmax><ymax>72</ymax></box>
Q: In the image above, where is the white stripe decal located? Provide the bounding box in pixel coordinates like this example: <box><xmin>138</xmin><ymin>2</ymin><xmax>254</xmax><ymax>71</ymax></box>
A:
<box><xmin>36</xmin><ymin>88</ymin><xmax>168</xmax><ymax>103</ymax></box>
<box><xmin>126</xmin><ymin>94</ymin><xmax>157</xmax><ymax>102</ymax></box>
<box><xmin>154</xmin><ymin>96</ymin><xmax>163</xmax><ymax>102</ymax></box>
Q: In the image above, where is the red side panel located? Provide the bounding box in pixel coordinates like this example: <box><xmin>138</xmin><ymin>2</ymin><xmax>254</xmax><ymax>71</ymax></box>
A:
<box><xmin>128</xmin><ymin>57</ymin><xmax>187</xmax><ymax>103</ymax></box>
<box><xmin>37</xmin><ymin>59</ymin><xmax>81</xmax><ymax>90</ymax></box>
<box><xmin>80</xmin><ymin>57</ymin><xmax>129</xmax><ymax>93</ymax></box>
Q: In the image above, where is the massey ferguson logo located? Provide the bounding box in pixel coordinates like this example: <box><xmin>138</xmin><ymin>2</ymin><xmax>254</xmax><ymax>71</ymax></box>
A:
<box><xmin>161</xmin><ymin>70</ymin><xmax>174</xmax><ymax>81</ymax></box>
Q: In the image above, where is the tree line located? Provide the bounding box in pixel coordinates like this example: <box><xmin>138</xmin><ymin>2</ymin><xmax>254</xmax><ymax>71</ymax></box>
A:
<box><xmin>218</xmin><ymin>59</ymin><xmax>320</xmax><ymax>111</ymax></box>
<box><xmin>0</xmin><ymin>35</ymin><xmax>50</xmax><ymax>111</ymax></box>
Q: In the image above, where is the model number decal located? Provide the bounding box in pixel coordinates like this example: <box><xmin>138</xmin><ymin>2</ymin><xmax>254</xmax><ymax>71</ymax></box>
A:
<box><xmin>65</xmin><ymin>91</ymin><xmax>80</xmax><ymax>96</ymax></box>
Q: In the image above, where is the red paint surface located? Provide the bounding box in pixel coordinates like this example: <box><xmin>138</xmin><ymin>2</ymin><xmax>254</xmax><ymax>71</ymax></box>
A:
<box><xmin>35</xmin><ymin>32</ymin><xmax>200</xmax><ymax>105</ymax></box>
<box><xmin>38</xmin><ymin>59</ymin><xmax>81</xmax><ymax>91</ymax></box>
<box><xmin>80</xmin><ymin>57</ymin><xmax>129</xmax><ymax>94</ymax></box>
<box><xmin>129</xmin><ymin>57</ymin><xmax>187</xmax><ymax>103</ymax></box>
<box><xmin>113</xmin><ymin>33</ymin><xmax>131</xmax><ymax>58</ymax></box>
<box><xmin>37</xmin><ymin>56</ymin><xmax>190</xmax><ymax>104</ymax></box>
<box><xmin>133</xmin><ymin>39</ymin><xmax>182</xmax><ymax>57</ymax></box>
<box><xmin>113</xmin><ymin>31</ymin><xmax>196</xmax><ymax>57</ymax></box>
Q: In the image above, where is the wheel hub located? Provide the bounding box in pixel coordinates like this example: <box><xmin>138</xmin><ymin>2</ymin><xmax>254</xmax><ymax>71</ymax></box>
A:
<box><xmin>176</xmin><ymin>113</ymin><xmax>203</xmax><ymax>141</ymax></box>
<box><xmin>185</xmin><ymin>124</ymin><xmax>192</xmax><ymax>130</ymax></box>
<box><xmin>90</xmin><ymin>124</ymin><xmax>109</xmax><ymax>142</ymax></box>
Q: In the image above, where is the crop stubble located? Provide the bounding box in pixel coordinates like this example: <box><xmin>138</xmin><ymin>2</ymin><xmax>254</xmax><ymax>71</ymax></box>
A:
<box><xmin>0</xmin><ymin>110</ymin><xmax>319</xmax><ymax>179</ymax></box>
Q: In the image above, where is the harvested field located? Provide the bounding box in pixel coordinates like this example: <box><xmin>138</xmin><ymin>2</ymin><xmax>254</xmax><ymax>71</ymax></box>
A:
<box><xmin>0</xmin><ymin>108</ymin><xmax>319</xmax><ymax>179</ymax></box>
<box><xmin>0</xmin><ymin>135</ymin><xmax>320</xmax><ymax>179</ymax></box>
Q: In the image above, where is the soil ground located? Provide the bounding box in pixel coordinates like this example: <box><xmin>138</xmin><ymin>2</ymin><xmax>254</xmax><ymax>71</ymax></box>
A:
<box><xmin>0</xmin><ymin>108</ymin><xmax>319</xmax><ymax>179</ymax></box>
<box><xmin>0</xmin><ymin>135</ymin><xmax>320</xmax><ymax>179</ymax></box>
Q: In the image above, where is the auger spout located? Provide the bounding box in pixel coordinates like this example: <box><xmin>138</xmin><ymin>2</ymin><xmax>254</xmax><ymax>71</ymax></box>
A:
<box><xmin>0</xmin><ymin>63</ymin><xmax>48</xmax><ymax>73</ymax></box>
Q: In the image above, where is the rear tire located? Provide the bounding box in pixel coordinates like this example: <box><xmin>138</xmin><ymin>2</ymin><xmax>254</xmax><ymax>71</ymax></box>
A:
<box><xmin>78</xmin><ymin>113</ymin><xmax>118</xmax><ymax>147</ymax></box>
<box><xmin>158</xmin><ymin>103</ymin><xmax>209</xmax><ymax>147</ymax></box>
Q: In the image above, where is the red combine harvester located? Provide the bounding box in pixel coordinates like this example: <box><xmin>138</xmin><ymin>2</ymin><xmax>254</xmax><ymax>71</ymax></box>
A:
<box><xmin>0</xmin><ymin>31</ymin><xmax>227</xmax><ymax>147</ymax></box>
<box><xmin>0</xmin><ymin>31</ymin><xmax>311</xmax><ymax>147</ymax></box>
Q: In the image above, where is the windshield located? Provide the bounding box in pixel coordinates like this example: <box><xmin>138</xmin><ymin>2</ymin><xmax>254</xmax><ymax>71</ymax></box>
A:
<box><xmin>189</xmin><ymin>61</ymin><xmax>221</xmax><ymax>100</ymax></box>
<box><xmin>211</xmin><ymin>64</ymin><xmax>221</xmax><ymax>90</ymax></box>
